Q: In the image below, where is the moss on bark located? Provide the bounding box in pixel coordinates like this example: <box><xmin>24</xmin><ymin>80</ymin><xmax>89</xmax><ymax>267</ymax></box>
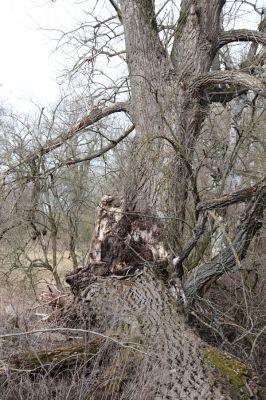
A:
<box><xmin>203</xmin><ymin>348</ymin><xmax>266</xmax><ymax>399</ymax></box>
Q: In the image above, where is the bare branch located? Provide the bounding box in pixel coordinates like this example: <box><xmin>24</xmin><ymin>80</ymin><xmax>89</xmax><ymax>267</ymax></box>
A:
<box><xmin>184</xmin><ymin>184</ymin><xmax>266</xmax><ymax>299</ymax></box>
<box><xmin>238</xmin><ymin>0</ymin><xmax>265</xmax><ymax>16</ymax></box>
<box><xmin>0</xmin><ymin>327</ymin><xmax>152</xmax><ymax>357</ymax></box>
<box><xmin>55</xmin><ymin>124</ymin><xmax>135</xmax><ymax>168</ymax></box>
<box><xmin>172</xmin><ymin>212</ymin><xmax>208</xmax><ymax>278</ymax></box>
<box><xmin>173</xmin><ymin>178</ymin><xmax>266</xmax><ymax>283</ymax></box>
<box><xmin>109</xmin><ymin>0</ymin><xmax>123</xmax><ymax>23</ymax></box>
<box><xmin>218</xmin><ymin>29</ymin><xmax>266</xmax><ymax>50</ymax></box>
<box><xmin>190</xmin><ymin>71</ymin><xmax>266</xmax><ymax>98</ymax></box>
<box><xmin>3</xmin><ymin>102</ymin><xmax>130</xmax><ymax>176</ymax></box>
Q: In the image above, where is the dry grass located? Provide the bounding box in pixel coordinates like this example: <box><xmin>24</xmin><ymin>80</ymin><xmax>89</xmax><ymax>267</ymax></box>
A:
<box><xmin>0</xmin><ymin>266</ymin><xmax>142</xmax><ymax>400</ymax></box>
<box><xmin>0</xmin><ymin>268</ymin><xmax>93</xmax><ymax>400</ymax></box>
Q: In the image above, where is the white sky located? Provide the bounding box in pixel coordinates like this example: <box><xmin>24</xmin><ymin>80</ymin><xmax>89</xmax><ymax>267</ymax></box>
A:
<box><xmin>0</xmin><ymin>0</ymin><xmax>84</xmax><ymax>112</ymax></box>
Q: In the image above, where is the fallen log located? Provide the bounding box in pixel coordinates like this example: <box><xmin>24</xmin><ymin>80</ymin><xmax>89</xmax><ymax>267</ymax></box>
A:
<box><xmin>0</xmin><ymin>339</ymin><xmax>103</xmax><ymax>375</ymax></box>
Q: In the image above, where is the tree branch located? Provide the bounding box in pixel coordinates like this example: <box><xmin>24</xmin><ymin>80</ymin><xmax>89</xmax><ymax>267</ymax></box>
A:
<box><xmin>197</xmin><ymin>176</ymin><xmax>266</xmax><ymax>212</ymax></box>
<box><xmin>190</xmin><ymin>71</ymin><xmax>266</xmax><ymax>98</ymax></box>
<box><xmin>218</xmin><ymin>29</ymin><xmax>266</xmax><ymax>50</ymax></box>
<box><xmin>108</xmin><ymin>0</ymin><xmax>123</xmax><ymax>23</ymax></box>
<box><xmin>55</xmin><ymin>124</ymin><xmax>135</xmax><ymax>168</ymax></box>
<box><xmin>184</xmin><ymin>184</ymin><xmax>266</xmax><ymax>299</ymax></box>
<box><xmin>172</xmin><ymin>212</ymin><xmax>208</xmax><ymax>278</ymax></box>
<box><xmin>0</xmin><ymin>327</ymin><xmax>151</xmax><ymax>357</ymax></box>
<box><xmin>3</xmin><ymin>102</ymin><xmax>130</xmax><ymax>177</ymax></box>
<box><xmin>173</xmin><ymin>178</ymin><xmax>265</xmax><ymax>284</ymax></box>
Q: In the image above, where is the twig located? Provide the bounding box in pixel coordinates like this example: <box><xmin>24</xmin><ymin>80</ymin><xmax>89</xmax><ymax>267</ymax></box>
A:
<box><xmin>250</xmin><ymin>324</ymin><xmax>266</xmax><ymax>359</ymax></box>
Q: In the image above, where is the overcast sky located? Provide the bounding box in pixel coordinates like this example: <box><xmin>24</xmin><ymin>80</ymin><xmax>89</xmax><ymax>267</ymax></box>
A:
<box><xmin>0</xmin><ymin>0</ymin><xmax>84</xmax><ymax>111</ymax></box>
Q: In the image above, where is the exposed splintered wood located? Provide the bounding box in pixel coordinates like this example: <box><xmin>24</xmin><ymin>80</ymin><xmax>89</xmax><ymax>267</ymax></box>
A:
<box><xmin>67</xmin><ymin>196</ymin><xmax>170</xmax><ymax>288</ymax></box>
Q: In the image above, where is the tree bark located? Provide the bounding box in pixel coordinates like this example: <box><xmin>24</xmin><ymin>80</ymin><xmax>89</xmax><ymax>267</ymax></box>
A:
<box><xmin>119</xmin><ymin>0</ymin><xmax>228</xmax><ymax>248</ymax></box>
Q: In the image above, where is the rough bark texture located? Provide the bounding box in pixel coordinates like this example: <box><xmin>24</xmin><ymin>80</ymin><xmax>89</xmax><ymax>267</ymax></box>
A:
<box><xmin>119</xmin><ymin>0</ymin><xmax>265</xmax><ymax>247</ymax></box>
<box><xmin>119</xmin><ymin>0</ymin><xmax>230</xmax><ymax>248</ymax></box>
<box><xmin>64</xmin><ymin>196</ymin><xmax>265</xmax><ymax>399</ymax></box>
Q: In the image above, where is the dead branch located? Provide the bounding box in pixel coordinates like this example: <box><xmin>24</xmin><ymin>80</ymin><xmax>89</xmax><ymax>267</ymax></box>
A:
<box><xmin>0</xmin><ymin>327</ymin><xmax>152</xmax><ymax>357</ymax></box>
<box><xmin>0</xmin><ymin>340</ymin><xmax>103</xmax><ymax>375</ymax></box>
<box><xmin>54</xmin><ymin>124</ymin><xmax>135</xmax><ymax>168</ymax></box>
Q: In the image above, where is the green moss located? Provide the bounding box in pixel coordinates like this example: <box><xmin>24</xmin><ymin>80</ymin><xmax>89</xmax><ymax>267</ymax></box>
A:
<box><xmin>204</xmin><ymin>349</ymin><xmax>248</xmax><ymax>386</ymax></box>
<box><xmin>203</xmin><ymin>350</ymin><xmax>266</xmax><ymax>399</ymax></box>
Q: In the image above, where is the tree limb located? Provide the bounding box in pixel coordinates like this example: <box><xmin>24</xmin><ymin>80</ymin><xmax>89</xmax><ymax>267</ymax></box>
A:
<box><xmin>108</xmin><ymin>0</ymin><xmax>123</xmax><ymax>23</ymax></box>
<box><xmin>197</xmin><ymin>176</ymin><xmax>266</xmax><ymax>212</ymax></box>
<box><xmin>218</xmin><ymin>29</ymin><xmax>266</xmax><ymax>50</ymax></box>
<box><xmin>190</xmin><ymin>71</ymin><xmax>266</xmax><ymax>98</ymax></box>
<box><xmin>55</xmin><ymin>124</ymin><xmax>135</xmax><ymax>168</ymax></box>
<box><xmin>173</xmin><ymin>178</ymin><xmax>265</xmax><ymax>283</ymax></box>
<box><xmin>0</xmin><ymin>341</ymin><xmax>102</xmax><ymax>375</ymax></box>
<box><xmin>171</xmin><ymin>212</ymin><xmax>208</xmax><ymax>281</ymax></box>
<box><xmin>3</xmin><ymin>102</ymin><xmax>130</xmax><ymax>177</ymax></box>
<box><xmin>0</xmin><ymin>327</ymin><xmax>151</xmax><ymax>357</ymax></box>
<box><xmin>184</xmin><ymin>184</ymin><xmax>266</xmax><ymax>299</ymax></box>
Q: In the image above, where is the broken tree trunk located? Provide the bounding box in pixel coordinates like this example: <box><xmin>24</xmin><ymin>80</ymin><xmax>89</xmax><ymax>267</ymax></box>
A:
<box><xmin>84</xmin><ymin>195</ymin><xmax>169</xmax><ymax>277</ymax></box>
<box><xmin>64</xmin><ymin>196</ymin><xmax>265</xmax><ymax>400</ymax></box>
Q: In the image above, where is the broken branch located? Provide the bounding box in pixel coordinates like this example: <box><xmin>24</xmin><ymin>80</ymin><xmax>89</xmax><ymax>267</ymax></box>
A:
<box><xmin>197</xmin><ymin>176</ymin><xmax>266</xmax><ymax>212</ymax></box>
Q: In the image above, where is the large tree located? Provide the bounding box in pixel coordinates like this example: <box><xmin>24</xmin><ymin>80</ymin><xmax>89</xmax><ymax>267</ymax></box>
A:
<box><xmin>2</xmin><ymin>0</ymin><xmax>266</xmax><ymax>398</ymax></box>
<box><xmin>63</xmin><ymin>1</ymin><xmax>266</xmax><ymax>398</ymax></box>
